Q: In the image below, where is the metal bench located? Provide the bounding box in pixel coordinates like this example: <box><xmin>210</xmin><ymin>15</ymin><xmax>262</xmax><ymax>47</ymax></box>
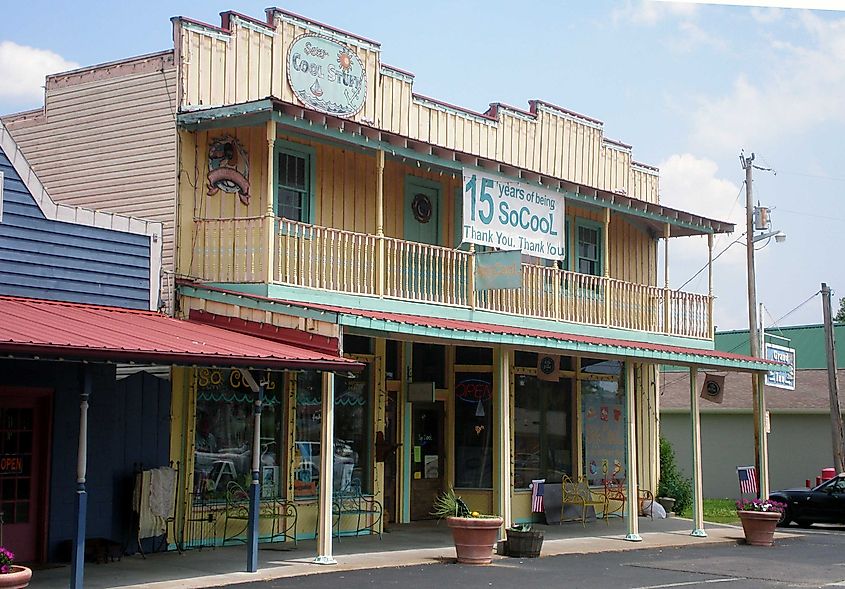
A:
<box><xmin>222</xmin><ymin>481</ymin><xmax>298</xmax><ymax>546</ymax></box>
<box><xmin>331</xmin><ymin>479</ymin><xmax>383</xmax><ymax>540</ymax></box>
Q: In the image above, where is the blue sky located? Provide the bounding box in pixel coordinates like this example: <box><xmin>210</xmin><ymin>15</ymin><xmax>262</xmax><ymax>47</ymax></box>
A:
<box><xmin>1</xmin><ymin>1</ymin><xmax>843</xmax><ymax>332</ymax></box>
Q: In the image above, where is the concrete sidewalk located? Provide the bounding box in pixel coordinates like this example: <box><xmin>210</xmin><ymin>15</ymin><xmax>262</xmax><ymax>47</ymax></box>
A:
<box><xmin>31</xmin><ymin>518</ymin><xmax>799</xmax><ymax>589</ymax></box>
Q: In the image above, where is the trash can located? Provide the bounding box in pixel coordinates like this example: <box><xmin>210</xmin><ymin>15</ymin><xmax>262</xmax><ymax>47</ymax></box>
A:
<box><xmin>822</xmin><ymin>468</ymin><xmax>836</xmax><ymax>481</ymax></box>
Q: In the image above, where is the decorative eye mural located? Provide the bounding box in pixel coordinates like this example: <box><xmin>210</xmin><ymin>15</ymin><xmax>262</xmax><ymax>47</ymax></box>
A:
<box><xmin>207</xmin><ymin>136</ymin><xmax>251</xmax><ymax>206</ymax></box>
<box><xmin>411</xmin><ymin>192</ymin><xmax>433</xmax><ymax>224</ymax></box>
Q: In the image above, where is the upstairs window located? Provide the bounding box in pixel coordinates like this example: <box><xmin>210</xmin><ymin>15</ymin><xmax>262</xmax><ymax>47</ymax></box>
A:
<box><xmin>576</xmin><ymin>222</ymin><xmax>602</xmax><ymax>276</ymax></box>
<box><xmin>275</xmin><ymin>143</ymin><xmax>314</xmax><ymax>223</ymax></box>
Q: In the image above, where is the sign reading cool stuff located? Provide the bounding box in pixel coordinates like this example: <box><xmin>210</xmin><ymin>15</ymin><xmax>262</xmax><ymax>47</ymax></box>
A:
<box><xmin>287</xmin><ymin>34</ymin><xmax>367</xmax><ymax>118</ymax></box>
<box><xmin>462</xmin><ymin>168</ymin><xmax>565</xmax><ymax>261</ymax></box>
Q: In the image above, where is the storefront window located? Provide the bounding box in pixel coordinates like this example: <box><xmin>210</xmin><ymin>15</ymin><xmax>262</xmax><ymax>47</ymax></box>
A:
<box><xmin>193</xmin><ymin>369</ymin><xmax>284</xmax><ymax>501</ymax></box>
<box><xmin>580</xmin><ymin>360</ymin><xmax>626</xmax><ymax>486</ymax></box>
<box><xmin>514</xmin><ymin>375</ymin><xmax>572</xmax><ymax>489</ymax></box>
<box><xmin>293</xmin><ymin>368</ymin><xmax>372</xmax><ymax>499</ymax></box>
<box><xmin>454</xmin><ymin>372</ymin><xmax>493</xmax><ymax>489</ymax></box>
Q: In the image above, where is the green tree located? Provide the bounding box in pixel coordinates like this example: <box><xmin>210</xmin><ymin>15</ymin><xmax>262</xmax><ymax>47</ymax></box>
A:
<box><xmin>835</xmin><ymin>297</ymin><xmax>845</xmax><ymax>323</ymax></box>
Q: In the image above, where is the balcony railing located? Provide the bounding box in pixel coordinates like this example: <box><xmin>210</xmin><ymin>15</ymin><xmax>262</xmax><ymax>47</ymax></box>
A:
<box><xmin>191</xmin><ymin>217</ymin><xmax>712</xmax><ymax>339</ymax></box>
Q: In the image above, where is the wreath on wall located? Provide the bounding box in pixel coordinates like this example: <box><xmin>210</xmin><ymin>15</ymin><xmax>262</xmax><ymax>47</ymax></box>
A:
<box><xmin>411</xmin><ymin>193</ymin><xmax>433</xmax><ymax>224</ymax></box>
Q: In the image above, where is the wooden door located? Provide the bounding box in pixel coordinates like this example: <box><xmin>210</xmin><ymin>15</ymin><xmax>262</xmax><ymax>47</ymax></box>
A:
<box><xmin>410</xmin><ymin>401</ymin><xmax>444</xmax><ymax>520</ymax></box>
<box><xmin>0</xmin><ymin>389</ymin><xmax>52</xmax><ymax>563</ymax></box>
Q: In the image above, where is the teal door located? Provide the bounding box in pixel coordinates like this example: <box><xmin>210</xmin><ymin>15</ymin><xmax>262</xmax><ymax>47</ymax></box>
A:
<box><xmin>404</xmin><ymin>179</ymin><xmax>440</xmax><ymax>245</ymax></box>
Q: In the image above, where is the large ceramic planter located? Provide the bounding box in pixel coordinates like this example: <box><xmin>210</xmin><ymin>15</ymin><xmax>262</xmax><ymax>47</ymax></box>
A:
<box><xmin>0</xmin><ymin>566</ymin><xmax>32</xmax><ymax>589</ymax></box>
<box><xmin>446</xmin><ymin>516</ymin><xmax>504</xmax><ymax>564</ymax></box>
<box><xmin>738</xmin><ymin>510</ymin><xmax>780</xmax><ymax>546</ymax></box>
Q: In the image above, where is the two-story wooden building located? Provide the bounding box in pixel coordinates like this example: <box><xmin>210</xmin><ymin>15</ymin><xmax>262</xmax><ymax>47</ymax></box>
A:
<box><xmin>168</xmin><ymin>7</ymin><xmax>782</xmax><ymax>555</ymax></box>
<box><xmin>3</xmin><ymin>6</ymin><xmax>783</xmax><ymax>567</ymax></box>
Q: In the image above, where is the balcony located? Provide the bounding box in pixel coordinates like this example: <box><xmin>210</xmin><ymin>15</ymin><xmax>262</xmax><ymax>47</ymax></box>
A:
<box><xmin>190</xmin><ymin>217</ymin><xmax>712</xmax><ymax>340</ymax></box>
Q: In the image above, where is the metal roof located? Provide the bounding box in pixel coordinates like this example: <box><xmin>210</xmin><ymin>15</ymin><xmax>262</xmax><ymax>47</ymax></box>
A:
<box><xmin>0</xmin><ymin>295</ymin><xmax>361</xmax><ymax>371</ymax></box>
<box><xmin>180</xmin><ymin>283</ymin><xmax>784</xmax><ymax>373</ymax></box>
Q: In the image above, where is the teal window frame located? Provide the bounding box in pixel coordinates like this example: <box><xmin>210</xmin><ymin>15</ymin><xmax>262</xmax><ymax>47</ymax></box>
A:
<box><xmin>575</xmin><ymin>218</ymin><xmax>603</xmax><ymax>277</ymax></box>
<box><xmin>274</xmin><ymin>140</ymin><xmax>316</xmax><ymax>224</ymax></box>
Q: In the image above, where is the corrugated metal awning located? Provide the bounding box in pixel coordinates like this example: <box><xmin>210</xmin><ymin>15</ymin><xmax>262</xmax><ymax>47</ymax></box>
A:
<box><xmin>0</xmin><ymin>295</ymin><xmax>362</xmax><ymax>372</ymax></box>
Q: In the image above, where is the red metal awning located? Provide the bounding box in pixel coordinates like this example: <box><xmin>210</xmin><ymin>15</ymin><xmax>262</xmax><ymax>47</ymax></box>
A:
<box><xmin>0</xmin><ymin>295</ymin><xmax>362</xmax><ymax>371</ymax></box>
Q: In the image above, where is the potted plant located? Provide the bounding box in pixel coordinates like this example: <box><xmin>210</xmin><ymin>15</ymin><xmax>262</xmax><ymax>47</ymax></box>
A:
<box><xmin>432</xmin><ymin>489</ymin><xmax>503</xmax><ymax>564</ymax></box>
<box><xmin>736</xmin><ymin>498</ymin><xmax>786</xmax><ymax>546</ymax></box>
<box><xmin>504</xmin><ymin>523</ymin><xmax>543</xmax><ymax>558</ymax></box>
<box><xmin>0</xmin><ymin>547</ymin><xmax>32</xmax><ymax>589</ymax></box>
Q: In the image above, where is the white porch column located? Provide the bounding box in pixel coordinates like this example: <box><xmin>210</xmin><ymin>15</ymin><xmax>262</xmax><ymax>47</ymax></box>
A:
<box><xmin>624</xmin><ymin>360</ymin><xmax>641</xmax><ymax>542</ymax></box>
<box><xmin>690</xmin><ymin>367</ymin><xmax>706</xmax><ymax>537</ymax></box>
<box><xmin>493</xmin><ymin>346</ymin><xmax>513</xmax><ymax>533</ymax></box>
<box><xmin>315</xmin><ymin>371</ymin><xmax>336</xmax><ymax>564</ymax></box>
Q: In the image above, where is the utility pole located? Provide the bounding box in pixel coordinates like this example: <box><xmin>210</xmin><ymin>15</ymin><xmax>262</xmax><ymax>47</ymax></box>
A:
<box><xmin>741</xmin><ymin>151</ymin><xmax>768</xmax><ymax>498</ymax></box>
<box><xmin>820</xmin><ymin>283</ymin><xmax>845</xmax><ymax>473</ymax></box>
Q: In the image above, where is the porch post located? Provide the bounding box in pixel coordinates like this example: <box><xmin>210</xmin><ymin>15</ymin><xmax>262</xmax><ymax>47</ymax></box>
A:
<box><xmin>315</xmin><ymin>371</ymin><xmax>337</xmax><ymax>564</ymax></box>
<box><xmin>663</xmin><ymin>224</ymin><xmax>671</xmax><ymax>334</ymax></box>
<box><xmin>376</xmin><ymin>149</ymin><xmax>385</xmax><ymax>297</ymax></box>
<box><xmin>707</xmin><ymin>233</ymin><xmax>714</xmax><ymax>340</ymax></box>
<box><xmin>246</xmin><ymin>382</ymin><xmax>264</xmax><ymax>573</ymax></box>
<box><xmin>689</xmin><ymin>367</ymin><xmax>706</xmax><ymax>537</ymax></box>
<box><xmin>493</xmin><ymin>346</ymin><xmax>512</xmax><ymax>534</ymax></box>
<box><xmin>266</xmin><ymin>120</ymin><xmax>276</xmax><ymax>283</ymax></box>
<box><xmin>71</xmin><ymin>366</ymin><xmax>91</xmax><ymax>589</ymax></box>
<box><xmin>624</xmin><ymin>360</ymin><xmax>641</xmax><ymax>542</ymax></box>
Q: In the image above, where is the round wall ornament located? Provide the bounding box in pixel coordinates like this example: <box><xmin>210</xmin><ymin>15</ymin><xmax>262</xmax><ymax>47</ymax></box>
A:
<box><xmin>411</xmin><ymin>193</ymin><xmax>433</xmax><ymax>224</ymax></box>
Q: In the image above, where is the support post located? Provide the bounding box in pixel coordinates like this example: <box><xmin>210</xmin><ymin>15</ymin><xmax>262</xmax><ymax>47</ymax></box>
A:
<box><xmin>821</xmin><ymin>283</ymin><xmax>845</xmax><ymax>473</ymax></box>
<box><xmin>493</xmin><ymin>346</ymin><xmax>513</xmax><ymax>536</ymax></box>
<box><xmin>624</xmin><ymin>360</ymin><xmax>641</xmax><ymax>542</ymax></box>
<box><xmin>468</xmin><ymin>243</ymin><xmax>477</xmax><ymax>309</ymax></box>
<box><xmin>71</xmin><ymin>366</ymin><xmax>91</xmax><ymax>589</ymax></box>
<box><xmin>315</xmin><ymin>371</ymin><xmax>337</xmax><ymax>564</ymax></box>
<box><xmin>707</xmin><ymin>233</ymin><xmax>714</xmax><ymax>339</ymax></box>
<box><xmin>689</xmin><ymin>367</ymin><xmax>706</xmax><ymax>537</ymax></box>
<box><xmin>266</xmin><ymin>120</ymin><xmax>277</xmax><ymax>283</ymax></box>
<box><xmin>603</xmin><ymin>209</ymin><xmax>611</xmax><ymax>325</ymax></box>
<box><xmin>246</xmin><ymin>382</ymin><xmax>264</xmax><ymax>573</ymax></box>
<box><xmin>376</xmin><ymin>149</ymin><xmax>385</xmax><ymax>297</ymax></box>
<box><xmin>663</xmin><ymin>224</ymin><xmax>671</xmax><ymax>334</ymax></box>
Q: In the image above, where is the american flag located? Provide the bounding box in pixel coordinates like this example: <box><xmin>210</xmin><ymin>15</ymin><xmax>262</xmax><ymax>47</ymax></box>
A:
<box><xmin>738</xmin><ymin>466</ymin><xmax>758</xmax><ymax>495</ymax></box>
<box><xmin>531</xmin><ymin>479</ymin><xmax>545</xmax><ymax>512</ymax></box>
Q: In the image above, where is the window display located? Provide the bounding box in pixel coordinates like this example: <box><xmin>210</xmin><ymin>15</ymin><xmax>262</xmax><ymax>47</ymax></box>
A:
<box><xmin>193</xmin><ymin>369</ymin><xmax>283</xmax><ymax>501</ymax></box>
<box><xmin>580</xmin><ymin>360</ymin><xmax>626</xmax><ymax>486</ymax></box>
<box><xmin>293</xmin><ymin>368</ymin><xmax>372</xmax><ymax>498</ymax></box>
<box><xmin>513</xmin><ymin>375</ymin><xmax>572</xmax><ymax>489</ymax></box>
<box><xmin>454</xmin><ymin>372</ymin><xmax>493</xmax><ymax>489</ymax></box>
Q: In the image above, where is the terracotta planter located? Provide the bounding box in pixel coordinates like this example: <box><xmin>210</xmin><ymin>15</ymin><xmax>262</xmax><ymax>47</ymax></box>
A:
<box><xmin>0</xmin><ymin>566</ymin><xmax>32</xmax><ymax>589</ymax></box>
<box><xmin>738</xmin><ymin>510</ymin><xmax>781</xmax><ymax>546</ymax></box>
<box><xmin>446</xmin><ymin>516</ymin><xmax>503</xmax><ymax>564</ymax></box>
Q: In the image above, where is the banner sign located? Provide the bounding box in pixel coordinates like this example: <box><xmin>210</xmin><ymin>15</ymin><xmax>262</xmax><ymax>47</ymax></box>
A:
<box><xmin>475</xmin><ymin>249</ymin><xmax>522</xmax><ymax>290</ymax></box>
<box><xmin>287</xmin><ymin>34</ymin><xmax>367</xmax><ymax>118</ymax></box>
<box><xmin>765</xmin><ymin>342</ymin><xmax>796</xmax><ymax>390</ymax></box>
<box><xmin>461</xmin><ymin>168</ymin><xmax>565</xmax><ymax>261</ymax></box>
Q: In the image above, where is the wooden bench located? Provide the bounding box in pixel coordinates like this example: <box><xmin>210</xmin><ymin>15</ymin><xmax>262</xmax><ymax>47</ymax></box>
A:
<box><xmin>222</xmin><ymin>481</ymin><xmax>298</xmax><ymax>546</ymax></box>
<box><xmin>331</xmin><ymin>480</ymin><xmax>383</xmax><ymax>540</ymax></box>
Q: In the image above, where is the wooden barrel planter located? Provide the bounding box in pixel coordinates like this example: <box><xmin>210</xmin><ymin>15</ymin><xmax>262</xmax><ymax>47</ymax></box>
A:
<box><xmin>505</xmin><ymin>528</ymin><xmax>544</xmax><ymax>558</ymax></box>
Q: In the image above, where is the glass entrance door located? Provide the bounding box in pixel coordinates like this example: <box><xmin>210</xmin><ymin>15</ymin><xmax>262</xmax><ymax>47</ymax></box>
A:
<box><xmin>0</xmin><ymin>390</ymin><xmax>51</xmax><ymax>563</ymax></box>
<box><xmin>410</xmin><ymin>402</ymin><xmax>444</xmax><ymax>520</ymax></box>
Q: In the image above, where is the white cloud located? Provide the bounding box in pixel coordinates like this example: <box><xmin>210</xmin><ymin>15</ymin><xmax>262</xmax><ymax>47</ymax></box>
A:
<box><xmin>690</xmin><ymin>12</ymin><xmax>845</xmax><ymax>151</ymax></box>
<box><xmin>612</xmin><ymin>0</ymin><xmax>699</xmax><ymax>25</ymax></box>
<box><xmin>750</xmin><ymin>7</ymin><xmax>784</xmax><ymax>22</ymax></box>
<box><xmin>0</xmin><ymin>41</ymin><xmax>78</xmax><ymax>102</ymax></box>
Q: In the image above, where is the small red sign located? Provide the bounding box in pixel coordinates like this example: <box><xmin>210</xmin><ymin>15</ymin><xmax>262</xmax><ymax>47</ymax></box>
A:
<box><xmin>0</xmin><ymin>455</ymin><xmax>24</xmax><ymax>475</ymax></box>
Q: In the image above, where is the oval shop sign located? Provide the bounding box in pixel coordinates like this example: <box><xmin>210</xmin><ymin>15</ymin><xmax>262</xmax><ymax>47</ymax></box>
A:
<box><xmin>287</xmin><ymin>34</ymin><xmax>367</xmax><ymax>118</ymax></box>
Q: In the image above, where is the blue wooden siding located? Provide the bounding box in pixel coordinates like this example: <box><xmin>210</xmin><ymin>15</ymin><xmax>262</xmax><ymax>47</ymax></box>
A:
<box><xmin>0</xmin><ymin>148</ymin><xmax>151</xmax><ymax>309</ymax></box>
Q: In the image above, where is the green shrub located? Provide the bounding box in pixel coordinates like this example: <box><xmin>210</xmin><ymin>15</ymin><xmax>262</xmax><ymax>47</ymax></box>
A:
<box><xmin>657</xmin><ymin>436</ymin><xmax>693</xmax><ymax>514</ymax></box>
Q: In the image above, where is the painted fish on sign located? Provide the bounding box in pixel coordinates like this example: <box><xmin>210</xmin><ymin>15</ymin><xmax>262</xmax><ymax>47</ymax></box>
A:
<box><xmin>287</xmin><ymin>34</ymin><xmax>367</xmax><ymax>118</ymax></box>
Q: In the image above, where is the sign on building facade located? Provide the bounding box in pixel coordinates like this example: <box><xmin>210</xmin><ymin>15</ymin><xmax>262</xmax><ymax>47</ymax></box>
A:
<box><xmin>461</xmin><ymin>168</ymin><xmax>565</xmax><ymax>261</ymax></box>
<box><xmin>287</xmin><ymin>34</ymin><xmax>367</xmax><ymax>118</ymax></box>
<box><xmin>765</xmin><ymin>342</ymin><xmax>796</xmax><ymax>390</ymax></box>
